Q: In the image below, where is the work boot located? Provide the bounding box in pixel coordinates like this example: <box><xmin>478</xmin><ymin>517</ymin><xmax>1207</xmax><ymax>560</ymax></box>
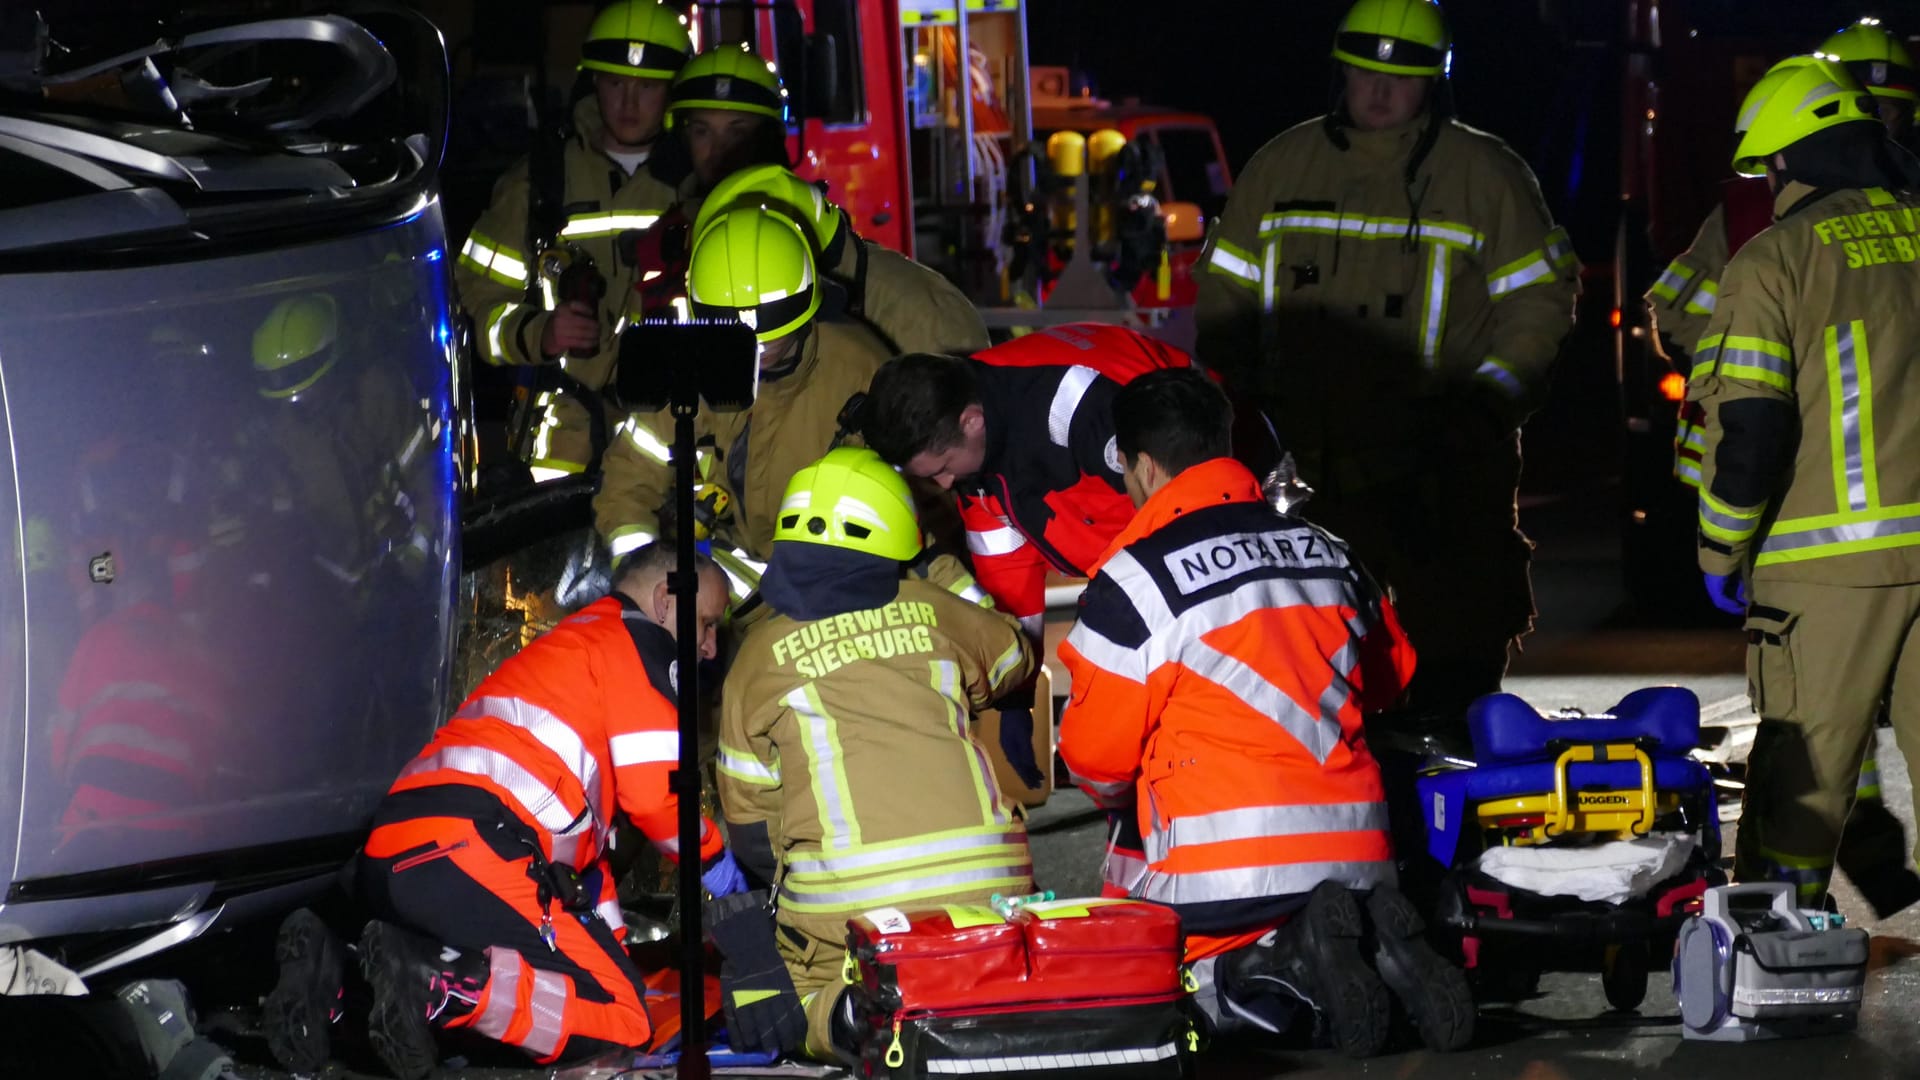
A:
<box><xmin>359</xmin><ymin>920</ymin><xmax>487</xmax><ymax>1080</ymax></box>
<box><xmin>1227</xmin><ymin>881</ymin><xmax>1391</xmax><ymax>1058</ymax></box>
<box><xmin>1362</xmin><ymin>884</ymin><xmax>1476</xmax><ymax>1052</ymax></box>
<box><xmin>263</xmin><ymin>908</ymin><xmax>345</xmax><ymax>1074</ymax></box>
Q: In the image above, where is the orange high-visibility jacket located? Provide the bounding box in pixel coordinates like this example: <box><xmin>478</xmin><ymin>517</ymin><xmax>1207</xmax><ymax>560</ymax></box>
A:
<box><xmin>1058</xmin><ymin>458</ymin><xmax>1413</xmax><ymax>933</ymax></box>
<box><xmin>389</xmin><ymin>593</ymin><xmax>723</xmax><ymax>870</ymax></box>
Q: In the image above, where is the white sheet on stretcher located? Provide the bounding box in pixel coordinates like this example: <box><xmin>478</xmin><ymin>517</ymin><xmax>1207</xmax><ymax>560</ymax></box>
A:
<box><xmin>1476</xmin><ymin>833</ymin><xmax>1698</xmax><ymax>906</ymax></box>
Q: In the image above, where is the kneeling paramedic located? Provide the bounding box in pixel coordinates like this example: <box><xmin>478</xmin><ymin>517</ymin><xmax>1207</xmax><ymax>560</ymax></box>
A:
<box><xmin>713</xmin><ymin>448</ymin><xmax>1037</xmax><ymax>1059</ymax></box>
<box><xmin>1058</xmin><ymin>369</ymin><xmax>1472</xmax><ymax>1056</ymax></box>
<box><xmin>346</xmin><ymin>544</ymin><xmax>747</xmax><ymax>1076</ymax></box>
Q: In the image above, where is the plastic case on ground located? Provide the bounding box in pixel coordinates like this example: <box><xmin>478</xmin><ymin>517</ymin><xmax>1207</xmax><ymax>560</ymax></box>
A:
<box><xmin>1674</xmin><ymin>882</ymin><xmax>1868</xmax><ymax>1041</ymax></box>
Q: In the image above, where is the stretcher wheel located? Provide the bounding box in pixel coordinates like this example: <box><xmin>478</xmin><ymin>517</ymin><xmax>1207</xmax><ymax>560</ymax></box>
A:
<box><xmin>1601</xmin><ymin>942</ymin><xmax>1649</xmax><ymax>1012</ymax></box>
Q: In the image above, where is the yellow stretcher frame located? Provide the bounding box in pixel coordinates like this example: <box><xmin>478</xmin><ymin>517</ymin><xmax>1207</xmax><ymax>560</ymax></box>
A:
<box><xmin>1473</xmin><ymin>741</ymin><xmax>1678</xmax><ymax>846</ymax></box>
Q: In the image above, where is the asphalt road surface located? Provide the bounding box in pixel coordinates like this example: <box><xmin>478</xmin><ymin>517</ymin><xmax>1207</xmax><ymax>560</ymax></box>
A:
<box><xmin>124</xmin><ymin>492</ymin><xmax>1920</xmax><ymax>1077</ymax></box>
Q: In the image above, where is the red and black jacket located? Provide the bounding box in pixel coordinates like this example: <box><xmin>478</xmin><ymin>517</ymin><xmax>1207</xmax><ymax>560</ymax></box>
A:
<box><xmin>959</xmin><ymin>324</ymin><xmax>1193</xmax><ymax>638</ymax></box>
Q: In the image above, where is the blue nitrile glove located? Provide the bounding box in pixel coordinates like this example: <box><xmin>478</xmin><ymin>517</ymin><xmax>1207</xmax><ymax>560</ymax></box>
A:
<box><xmin>702</xmin><ymin>849</ymin><xmax>748</xmax><ymax>898</ymax></box>
<box><xmin>998</xmin><ymin>708</ymin><xmax>1046</xmax><ymax>789</ymax></box>
<box><xmin>1704</xmin><ymin>571</ymin><xmax>1747</xmax><ymax>616</ymax></box>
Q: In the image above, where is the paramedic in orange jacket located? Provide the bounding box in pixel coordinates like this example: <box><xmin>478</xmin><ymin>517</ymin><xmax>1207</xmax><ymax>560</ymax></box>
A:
<box><xmin>338</xmin><ymin>544</ymin><xmax>739</xmax><ymax>1078</ymax></box>
<box><xmin>1058</xmin><ymin>369</ymin><xmax>1472</xmax><ymax>1057</ymax></box>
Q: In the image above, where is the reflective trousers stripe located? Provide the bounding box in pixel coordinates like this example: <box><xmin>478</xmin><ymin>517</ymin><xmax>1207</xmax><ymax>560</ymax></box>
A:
<box><xmin>470</xmin><ymin>948</ymin><xmax>566</xmax><ymax>1056</ymax></box>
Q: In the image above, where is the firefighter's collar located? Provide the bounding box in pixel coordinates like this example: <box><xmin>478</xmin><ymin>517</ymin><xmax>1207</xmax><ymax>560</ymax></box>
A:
<box><xmin>1772</xmin><ymin>179</ymin><xmax>1828</xmax><ymax>222</ymax></box>
<box><xmin>1334</xmin><ymin>111</ymin><xmax>1430</xmax><ymax>158</ymax></box>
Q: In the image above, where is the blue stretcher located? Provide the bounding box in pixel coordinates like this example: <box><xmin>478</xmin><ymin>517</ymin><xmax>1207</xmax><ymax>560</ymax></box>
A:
<box><xmin>1413</xmin><ymin>687</ymin><xmax>1722</xmax><ymax>1011</ymax></box>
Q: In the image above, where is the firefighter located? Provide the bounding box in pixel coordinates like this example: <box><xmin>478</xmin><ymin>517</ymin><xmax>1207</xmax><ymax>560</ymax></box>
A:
<box><xmin>1057</xmin><ymin>369</ymin><xmax>1471</xmax><ymax>1055</ymax></box>
<box><xmin>1685</xmin><ymin>58</ymin><xmax>1920</xmax><ymax>913</ymax></box>
<box><xmin>594</xmin><ymin>206</ymin><xmax>892</xmax><ymax>604</ymax></box>
<box><xmin>454</xmin><ymin>0</ymin><xmax>691</xmax><ymax>478</ymax></box>
<box><xmin>695</xmin><ymin>164</ymin><xmax>991</xmax><ymax>355</ymax></box>
<box><xmin>319</xmin><ymin>544</ymin><xmax>740</xmax><ymax>1077</ymax></box>
<box><xmin>1647</xmin><ymin>34</ymin><xmax>1920</xmax><ymax>921</ymax></box>
<box><xmin>1656</xmin><ymin>22</ymin><xmax>1920</xmax><ymax>488</ymax></box>
<box><xmin>671</xmin><ymin>44</ymin><xmax>792</xmax><ymax>195</ymax></box>
<box><xmin>1196</xmin><ymin>0</ymin><xmax>1579</xmax><ymax>730</ymax></box>
<box><xmin>714</xmin><ymin>447</ymin><xmax>1036</xmax><ymax>1059</ymax></box>
<box><xmin>612</xmin><ymin>47</ymin><xmax>800</xmax><ymax>374</ymax></box>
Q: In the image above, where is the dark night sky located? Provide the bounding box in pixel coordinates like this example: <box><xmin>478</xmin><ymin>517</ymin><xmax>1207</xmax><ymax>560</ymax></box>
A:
<box><xmin>1023</xmin><ymin>0</ymin><xmax>1570</xmax><ymax>172</ymax></box>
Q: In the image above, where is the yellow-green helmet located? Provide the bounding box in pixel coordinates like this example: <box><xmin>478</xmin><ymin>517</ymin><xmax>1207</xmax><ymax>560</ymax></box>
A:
<box><xmin>1332</xmin><ymin>0</ymin><xmax>1451</xmax><ymax>79</ymax></box>
<box><xmin>1732</xmin><ymin>57</ymin><xmax>1880</xmax><ymax>176</ymax></box>
<box><xmin>670</xmin><ymin>44</ymin><xmax>788</xmax><ymax>121</ymax></box>
<box><xmin>1818</xmin><ymin>18</ymin><xmax>1918</xmax><ymax>103</ymax></box>
<box><xmin>775</xmin><ymin>447</ymin><xmax>921</xmax><ymax>561</ymax></box>
<box><xmin>252</xmin><ymin>294</ymin><xmax>338</xmax><ymax>400</ymax></box>
<box><xmin>580</xmin><ymin>0</ymin><xmax>692</xmax><ymax>80</ymax></box>
<box><xmin>688</xmin><ymin>207</ymin><xmax>819</xmax><ymax>342</ymax></box>
<box><xmin>694</xmin><ymin>164</ymin><xmax>844</xmax><ymax>257</ymax></box>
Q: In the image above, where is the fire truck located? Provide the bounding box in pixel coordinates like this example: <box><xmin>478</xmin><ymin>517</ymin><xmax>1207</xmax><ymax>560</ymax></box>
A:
<box><xmin>432</xmin><ymin>0</ymin><xmax>1217</xmax><ymax>331</ymax></box>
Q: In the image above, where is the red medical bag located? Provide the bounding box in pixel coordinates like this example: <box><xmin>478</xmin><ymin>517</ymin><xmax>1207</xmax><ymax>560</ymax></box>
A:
<box><xmin>844</xmin><ymin>898</ymin><xmax>1194</xmax><ymax>1079</ymax></box>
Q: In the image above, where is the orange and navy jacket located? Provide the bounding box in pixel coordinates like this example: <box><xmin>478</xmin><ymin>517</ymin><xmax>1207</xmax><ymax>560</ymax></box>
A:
<box><xmin>1057</xmin><ymin>457</ymin><xmax>1413</xmax><ymax>934</ymax></box>
<box><xmin>388</xmin><ymin>593</ymin><xmax>723</xmax><ymax>872</ymax></box>
<box><xmin>960</xmin><ymin>323</ymin><xmax>1193</xmax><ymax>639</ymax></box>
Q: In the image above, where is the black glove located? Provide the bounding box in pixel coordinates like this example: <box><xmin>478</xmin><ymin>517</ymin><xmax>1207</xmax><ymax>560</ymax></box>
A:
<box><xmin>998</xmin><ymin>707</ymin><xmax>1046</xmax><ymax>789</ymax></box>
<box><xmin>704</xmin><ymin>891</ymin><xmax>808</xmax><ymax>1055</ymax></box>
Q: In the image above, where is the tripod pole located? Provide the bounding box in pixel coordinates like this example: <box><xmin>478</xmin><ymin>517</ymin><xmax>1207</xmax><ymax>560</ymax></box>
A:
<box><xmin>670</xmin><ymin>398</ymin><xmax>709</xmax><ymax>1080</ymax></box>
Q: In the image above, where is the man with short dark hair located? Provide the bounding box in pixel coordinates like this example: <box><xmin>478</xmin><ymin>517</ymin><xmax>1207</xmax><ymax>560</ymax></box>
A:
<box><xmin>862</xmin><ymin>324</ymin><xmax>1191</xmax><ymax>645</ymax></box>
<box><xmin>1059</xmin><ymin>369</ymin><xmax>1472</xmax><ymax>1055</ymax></box>
<box><xmin>862</xmin><ymin>324</ymin><xmax>1190</xmax><ymax>797</ymax></box>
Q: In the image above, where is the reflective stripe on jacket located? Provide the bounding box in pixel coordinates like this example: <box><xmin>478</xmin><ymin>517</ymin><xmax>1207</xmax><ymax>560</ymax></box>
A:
<box><xmin>1058</xmin><ymin>458</ymin><xmax>1412</xmax><ymax>926</ymax></box>
<box><xmin>717</xmin><ymin>580</ymin><xmax>1038</xmax><ymax>915</ymax></box>
<box><xmin>389</xmin><ymin>595</ymin><xmax>723</xmax><ymax>869</ymax></box>
<box><xmin>1689</xmin><ymin>183</ymin><xmax>1920</xmax><ymax>584</ymax></box>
